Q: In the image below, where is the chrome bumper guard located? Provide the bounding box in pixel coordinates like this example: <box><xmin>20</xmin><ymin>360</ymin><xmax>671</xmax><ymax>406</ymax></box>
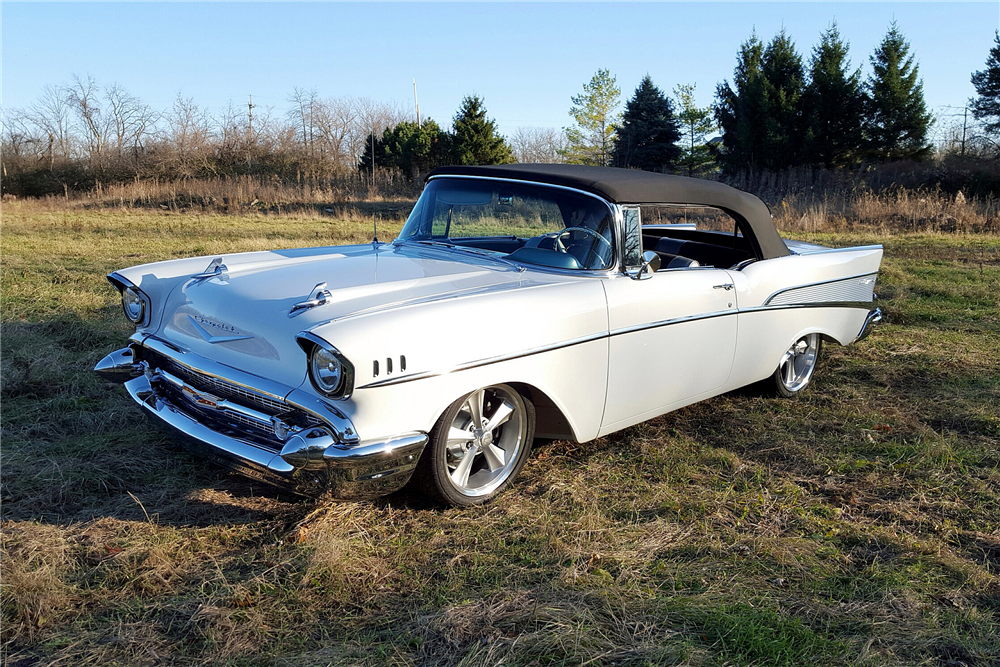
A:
<box><xmin>98</xmin><ymin>337</ymin><xmax>427</xmax><ymax>498</ymax></box>
<box><xmin>856</xmin><ymin>306</ymin><xmax>883</xmax><ymax>342</ymax></box>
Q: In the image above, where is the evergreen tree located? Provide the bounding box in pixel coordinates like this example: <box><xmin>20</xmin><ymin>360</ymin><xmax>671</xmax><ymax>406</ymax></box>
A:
<box><xmin>673</xmin><ymin>83</ymin><xmax>717</xmax><ymax>176</ymax></box>
<box><xmin>866</xmin><ymin>23</ymin><xmax>933</xmax><ymax>161</ymax></box>
<box><xmin>612</xmin><ymin>75</ymin><xmax>681</xmax><ymax>171</ymax></box>
<box><xmin>971</xmin><ymin>31</ymin><xmax>1000</xmax><ymax>137</ymax></box>
<box><xmin>802</xmin><ymin>23</ymin><xmax>866</xmax><ymax>168</ymax></box>
<box><xmin>358</xmin><ymin>119</ymin><xmax>452</xmax><ymax>176</ymax></box>
<box><xmin>715</xmin><ymin>32</ymin><xmax>768</xmax><ymax>173</ymax></box>
<box><xmin>452</xmin><ymin>95</ymin><xmax>514</xmax><ymax>165</ymax></box>
<box><xmin>760</xmin><ymin>30</ymin><xmax>806</xmax><ymax>169</ymax></box>
<box><xmin>563</xmin><ymin>69</ymin><xmax>621</xmax><ymax>166</ymax></box>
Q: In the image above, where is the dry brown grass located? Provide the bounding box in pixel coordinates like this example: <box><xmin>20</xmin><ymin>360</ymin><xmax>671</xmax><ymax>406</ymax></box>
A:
<box><xmin>772</xmin><ymin>187</ymin><xmax>999</xmax><ymax>234</ymax></box>
<box><xmin>9</xmin><ymin>173</ymin><xmax>998</xmax><ymax>235</ymax></box>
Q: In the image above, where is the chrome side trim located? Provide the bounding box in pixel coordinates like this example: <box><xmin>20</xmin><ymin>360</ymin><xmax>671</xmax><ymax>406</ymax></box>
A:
<box><xmin>763</xmin><ymin>272</ymin><xmax>877</xmax><ymax>306</ymax></box>
<box><xmin>609</xmin><ymin>309</ymin><xmax>737</xmax><ymax>337</ymax></box>
<box><xmin>356</xmin><ymin>294</ymin><xmax>880</xmax><ymax>391</ymax></box>
<box><xmin>740</xmin><ymin>301</ymin><xmax>874</xmax><ymax>314</ymax></box>
<box><xmin>789</xmin><ymin>244</ymin><xmax>884</xmax><ymax>256</ymax></box>
<box><xmin>356</xmin><ymin>331</ymin><xmax>610</xmax><ymax>389</ymax></box>
<box><xmin>356</xmin><ymin>309</ymin><xmax>739</xmax><ymax>390</ymax></box>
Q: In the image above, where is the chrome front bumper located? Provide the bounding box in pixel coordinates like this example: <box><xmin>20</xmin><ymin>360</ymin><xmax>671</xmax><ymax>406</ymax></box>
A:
<box><xmin>97</xmin><ymin>337</ymin><xmax>427</xmax><ymax>498</ymax></box>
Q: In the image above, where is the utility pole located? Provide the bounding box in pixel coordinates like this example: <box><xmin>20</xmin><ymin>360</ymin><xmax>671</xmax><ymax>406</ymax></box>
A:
<box><xmin>961</xmin><ymin>103</ymin><xmax>968</xmax><ymax>156</ymax></box>
<box><xmin>413</xmin><ymin>79</ymin><xmax>421</xmax><ymax>127</ymax></box>
<box><xmin>248</xmin><ymin>93</ymin><xmax>255</xmax><ymax>141</ymax></box>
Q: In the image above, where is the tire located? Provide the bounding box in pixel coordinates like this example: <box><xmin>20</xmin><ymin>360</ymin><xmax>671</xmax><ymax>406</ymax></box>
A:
<box><xmin>413</xmin><ymin>384</ymin><xmax>535</xmax><ymax>506</ymax></box>
<box><xmin>760</xmin><ymin>333</ymin><xmax>822</xmax><ymax>398</ymax></box>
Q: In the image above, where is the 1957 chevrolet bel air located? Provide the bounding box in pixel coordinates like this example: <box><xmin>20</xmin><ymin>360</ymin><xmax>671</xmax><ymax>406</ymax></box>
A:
<box><xmin>95</xmin><ymin>165</ymin><xmax>882</xmax><ymax>506</ymax></box>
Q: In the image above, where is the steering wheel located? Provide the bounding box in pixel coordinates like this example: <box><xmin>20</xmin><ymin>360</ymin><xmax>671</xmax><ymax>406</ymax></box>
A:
<box><xmin>557</xmin><ymin>227</ymin><xmax>614</xmax><ymax>269</ymax></box>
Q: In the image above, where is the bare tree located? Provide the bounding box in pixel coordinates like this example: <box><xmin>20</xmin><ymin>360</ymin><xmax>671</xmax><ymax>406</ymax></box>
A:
<box><xmin>167</xmin><ymin>94</ymin><xmax>213</xmax><ymax>176</ymax></box>
<box><xmin>288</xmin><ymin>87</ymin><xmax>319</xmax><ymax>157</ymax></box>
<box><xmin>510</xmin><ymin>127</ymin><xmax>568</xmax><ymax>163</ymax></box>
<box><xmin>27</xmin><ymin>84</ymin><xmax>75</xmax><ymax>164</ymax></box>
<box><xmin>106</xmin><ymin>83</ymin><xmax>158</xmax><ymax>163</ymax></box>
<box><xmin>66</xmin><ymin>74</ymin><xmax>108</xmax><ymax>165</ymax></box>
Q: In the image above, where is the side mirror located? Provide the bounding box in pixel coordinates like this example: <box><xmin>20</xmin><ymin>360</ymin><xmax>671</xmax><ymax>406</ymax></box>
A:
<box><xmin>630</xmin><ymin>250</ymin><xmax>660</xmax><ymax>280</ymax></box>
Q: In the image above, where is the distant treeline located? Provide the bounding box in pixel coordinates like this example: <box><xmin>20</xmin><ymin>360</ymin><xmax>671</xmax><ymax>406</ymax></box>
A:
<box><xmin>3</xmin><ymin>24</ymin><xmax>998</xmax><ymax>200</ymax></box>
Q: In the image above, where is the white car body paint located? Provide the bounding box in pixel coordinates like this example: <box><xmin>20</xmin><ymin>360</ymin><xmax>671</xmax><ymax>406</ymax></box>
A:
<box><xmin>97</xmin><ymin>169</ymin><xmax>883</xmax><ymax>499</ymax></box>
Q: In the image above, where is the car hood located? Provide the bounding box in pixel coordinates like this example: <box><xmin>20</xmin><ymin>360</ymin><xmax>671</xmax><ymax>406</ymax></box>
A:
<box><xmin>153</xmin><ymin>243</ymin><xmax>528</xmax><ymax>387</ymax></box>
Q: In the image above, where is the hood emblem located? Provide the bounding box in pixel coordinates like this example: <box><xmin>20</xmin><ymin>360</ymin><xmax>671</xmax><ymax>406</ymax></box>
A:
<box><xmin>188</xmin><ymin>315</ymin><xmax>253</xmax><ymax>343</ymax></box>
<box><xmin>189</xmin><ymin>257</ymin><xmax>229</xmax><ymax>285</ymax></box>
<box><xmin>288</xmin><ymin>282</ymin><xmax>332</xmax><ymax>318</ymax></box>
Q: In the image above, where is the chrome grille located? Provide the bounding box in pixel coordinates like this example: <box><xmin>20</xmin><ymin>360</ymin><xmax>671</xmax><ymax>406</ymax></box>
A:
<box><xmin>149</xmin><ymin>353</ymin><xmax>287</xmax><ymax>414</ymax></box>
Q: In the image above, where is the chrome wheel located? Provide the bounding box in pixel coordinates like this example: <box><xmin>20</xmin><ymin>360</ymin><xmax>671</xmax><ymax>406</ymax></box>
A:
<box><xmin>444</xmin><ymin>386</ymin><xmax>528</xmax><ymax>497</ymax></box>
<box><xmin>778</xmin><ymin>334</ymin><xmax>820</xmax><ymax>393</ymax></box>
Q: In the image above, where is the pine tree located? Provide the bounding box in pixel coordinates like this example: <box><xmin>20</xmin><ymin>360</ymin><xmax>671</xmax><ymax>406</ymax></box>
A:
<box><xmin>802</xmin><ymin>23</ymin><xmax>866</xmax><ymax>168</ymax></box>
<box><xmin>715</xmin><ymin>32</ymin><xmax>767</xmax><ymax>173</ymax></box>
<box><xmin>760</xmin><ymin>30</ymin><xmax>806</xmax><ymax>170</ymax></box>
<box><xmin>358</xmin><ymin>119</ymin><xmax>452</xmax><ymax>176</ymax></box>
<box><xmin>971</xmin><ymin>31</ymin><xmax>1000</xmax><ymax>137</ymax></box>
<box><xmin>612</xmin><ymin>75</ymin><xmax>681</xmax><ymax>171</ymax></box>
<box><xmin>563</xmin><ymin>69</ymin><xmax>621</xmax><ymax>166</ymax></box>
<box><xmin>866</xmin><ymin>23</ymin><xmax>933</xmax><ymax>161</ymax></box>
<box><xmin>451</xmin><ymin>95</ymin><xmax>514</xmax><ymax>165</ymax></box>
<box><xmin>673</xmin><ymin>83</ymin><xmax>717</xmax><ymax>177</ymax></box>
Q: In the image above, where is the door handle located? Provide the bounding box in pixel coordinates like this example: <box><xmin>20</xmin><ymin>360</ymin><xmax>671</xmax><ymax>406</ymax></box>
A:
<box><xmin>713</xmin><ymin>283</ymin><xmax>735</xmax><ymax>291</ymax></box>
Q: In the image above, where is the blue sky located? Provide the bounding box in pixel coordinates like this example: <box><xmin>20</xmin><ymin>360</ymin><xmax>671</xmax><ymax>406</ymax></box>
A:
<box><xmin>3</xmin><ymin>2</ymin><xmax>998</xmax><ymax>140</ymax></box>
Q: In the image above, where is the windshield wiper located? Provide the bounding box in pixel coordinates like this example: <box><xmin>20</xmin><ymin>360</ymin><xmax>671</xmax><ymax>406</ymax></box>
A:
<box><xmin>411</xmin><ymin>239</ymin><xmax>523</xmax><ymax>272</ymax></box>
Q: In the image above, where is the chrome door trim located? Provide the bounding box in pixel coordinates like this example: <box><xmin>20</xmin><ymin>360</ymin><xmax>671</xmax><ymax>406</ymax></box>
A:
<box><xmin>608</xmin><ymin>309</ymin><xmax>737</xmax><ymax>337</ymax></box>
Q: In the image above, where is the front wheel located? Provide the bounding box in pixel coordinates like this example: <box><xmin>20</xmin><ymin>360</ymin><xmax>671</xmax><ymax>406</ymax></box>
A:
<box><xmin>414</xmin><ymin>384</ymin><xmax>535</xmax><ymax>506</ymax></box>
<box><xmin>765</xmin><ymin>333</ymin><xmax>822</xmax><ymax>398</ymax></box>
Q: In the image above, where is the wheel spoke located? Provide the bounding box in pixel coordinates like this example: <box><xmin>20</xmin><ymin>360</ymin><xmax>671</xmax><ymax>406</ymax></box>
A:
<box><xmin>446</xmin><ymin>426</ymin><xmax>476</xmax><ymax>446</ymax></box>
<box><xmin>466</xmin><ymin>389</ymin><xmax>485</xmax><ymax>427</ymax></box>
<box><xmin>784</xmin><ymin>359</ymin><xmax>796</xmax><ymax>385</ymax></box>
<box><xmin>482</xmin><ymin>443</ymin><xmax>507</xmax><ymax>471</ymax></box>
<box><xmin>485</xmin><ymin>400</ymin><xmax>514</xmax><ymax>432</ymax></box>
<box><xmin>451</xmin><ymin>445</ymin><xmax>478</xmax><ymax>488</ymax></box>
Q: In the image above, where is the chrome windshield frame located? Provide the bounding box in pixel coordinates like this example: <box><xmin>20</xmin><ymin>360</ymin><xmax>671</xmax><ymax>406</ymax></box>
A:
<box><xmin>398</xmin><ymin>174</ymin><xmax>623</xmax><ymax>276</ymax></box>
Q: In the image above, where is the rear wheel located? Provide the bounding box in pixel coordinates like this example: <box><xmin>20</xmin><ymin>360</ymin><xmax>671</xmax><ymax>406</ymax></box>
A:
<box><xmin>414</xmin><ymin>384</ymin><xmax>535</xmax><ymax>506</ymax></box>
<box><xmin>764</xmin><ymin>333</ymin><xmax>822</xmax><ymax>398</ymax></box>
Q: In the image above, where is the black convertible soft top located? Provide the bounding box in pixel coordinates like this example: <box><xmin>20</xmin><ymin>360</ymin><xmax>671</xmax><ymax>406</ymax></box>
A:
<box><xmin>428</xmin><ymin>164</ymin><xmax>790</xmax><ymax>259</ymax></box>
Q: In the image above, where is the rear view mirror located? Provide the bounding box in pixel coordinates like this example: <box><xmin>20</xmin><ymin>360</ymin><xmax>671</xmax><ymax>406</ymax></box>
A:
<box><xmin>629</xmin><ymin>250</ymin><xmax>661</xmax><ymax>280</ymax></box>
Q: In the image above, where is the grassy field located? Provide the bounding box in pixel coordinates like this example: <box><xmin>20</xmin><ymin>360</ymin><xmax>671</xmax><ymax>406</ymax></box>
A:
<box><xmin>2</xmin><ymin>201</ymin><xmax>999</xmax><ymax>666</ymax></box>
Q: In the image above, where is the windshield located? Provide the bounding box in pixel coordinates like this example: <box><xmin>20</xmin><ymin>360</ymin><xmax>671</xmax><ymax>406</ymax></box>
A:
<box><xmin>398</xmin><ymin>178</ymin><xmax>616</xmax><ymax>270</ymax></box>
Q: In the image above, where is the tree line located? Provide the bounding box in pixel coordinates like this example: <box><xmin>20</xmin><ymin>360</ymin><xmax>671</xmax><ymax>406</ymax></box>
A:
<box><xmin>3</xmin><ymin>23</ymin><xmax>999</xmax><ymax>198</ymax></box>
<box><xmin>566</xmin><ymin>24</ymin><xmax>1000</xmax><ymax>177</ymax></box>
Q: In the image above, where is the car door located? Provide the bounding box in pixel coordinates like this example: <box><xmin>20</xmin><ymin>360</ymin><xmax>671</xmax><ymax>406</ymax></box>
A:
<box><xmin>600</xmin><ymin>266</ymin><xmax>738</xmax><ymax>435</ymax></box>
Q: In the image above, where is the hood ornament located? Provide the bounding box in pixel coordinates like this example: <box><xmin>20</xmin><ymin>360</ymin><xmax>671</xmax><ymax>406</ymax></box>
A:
<box><xmin>189</xmin><ymin>257</ymin><xmax>228</xmax><ymax>284</ymax></box>
<box><xmin>188</xmin><ymin>315</ymin><xmax>253</xmax><ymax>343</ymax></box>
<box><xmin>289</xmin><ymin>282</ymin><xmax>332</xmax><ymax>318</ymax></box>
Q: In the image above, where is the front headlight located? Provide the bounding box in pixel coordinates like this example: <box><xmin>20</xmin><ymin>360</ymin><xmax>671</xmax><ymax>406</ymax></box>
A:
<box><xmin>122</xmin><ymin>285</ymin><xmax>146</xmax><ymax>324</ymax></box>
<box><xmin>299</xmin><ymin>333</ymin><xmax>355</xmax><ymax>399</ymax></box>
<box><xmin>310</xmin><ymin>347</ymin><xmax>344</xmax><ymax>394</ymax></box>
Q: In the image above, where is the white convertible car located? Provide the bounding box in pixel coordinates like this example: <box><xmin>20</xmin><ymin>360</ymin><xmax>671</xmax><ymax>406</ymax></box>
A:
<box><xmin>95</xmin><ymin>165</ymin><xmax>882</xmax><ymax>505</ymax></box>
